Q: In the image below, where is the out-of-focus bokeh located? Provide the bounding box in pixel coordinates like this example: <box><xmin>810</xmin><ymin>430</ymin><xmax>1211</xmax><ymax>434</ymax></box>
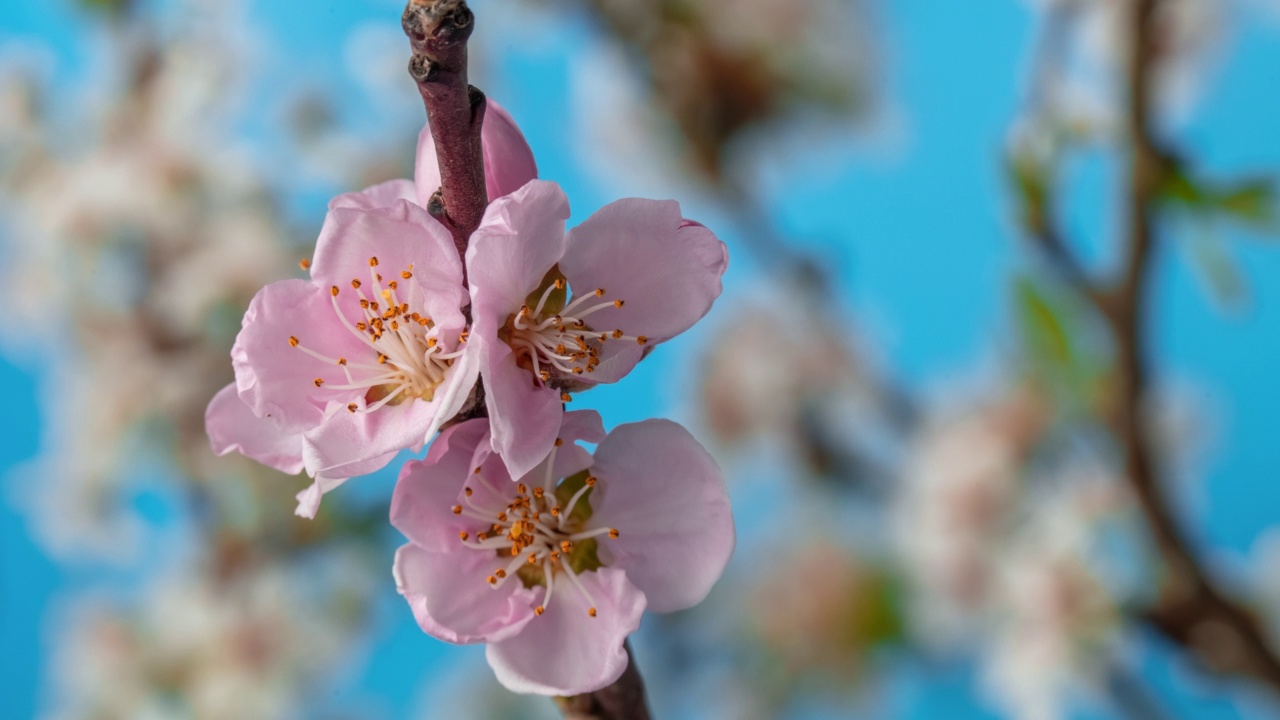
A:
<box><xmin>4</xmin><ymin>0</ymin><xmax>1280</xmax><ymax>718</ymax></box>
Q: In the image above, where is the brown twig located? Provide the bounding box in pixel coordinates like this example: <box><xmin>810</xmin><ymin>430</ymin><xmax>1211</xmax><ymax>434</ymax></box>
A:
<box><xmin>402</xmin><ymin>0</ymin><xmax>488</xmax><ymax>278</ymax></box>
<box><xmin>1111</xmin><ymin>0</ymin><xmax>1280</xmax><ymax>690</ymax></box>
<box><xmin>1029</xmin><ymin>0</ymin><xmax>1280</xmax><ymax>691</ymax></box>
<box><xmin>553</xmin><ymin>642</ymin><xmax>653</xmax><ymax>720</ymax></box>
<box><xmin>1033</xmin><ymin>225</ymin><xmax>1115</xmax><ymax>317</ymax></box>
<box><xmin>401</xmin><ymin>3</ymin><xmax>655</xmax><ymax>716</ymax></box>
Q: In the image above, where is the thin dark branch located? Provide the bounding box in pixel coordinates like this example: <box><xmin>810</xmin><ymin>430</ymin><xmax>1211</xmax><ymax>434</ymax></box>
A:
<box><xmin>1018</xmin><ymin>3</ymin><xmax>1114</xmax><ymax>317</ymax></box>
<box><xmin>1019</xmin><ymin>0</ymin><xmax>1280</xmax><ymax>694</ymax></box>
<box><xmin>1107</xmin><ymin>0</ymin><xmax>1280</xmax><ymax>691</ymax></box>
<box><xmin>1107</xmin><ymin>662</ymin><xmax>1171</xmax><ymax>720</ymax></box>
<box><xmin>1032</xmin><ymin>225</ymin><xmax>1114</xmax><ymax>317</ymax></box>
<box><xmin>402</xmin><ymin>0</ymin><xmax>488</xmax><ymax>279</ymax></box>
<box><xmin>401</xmin><ymin>4</ymin><xmax>655</xmax><ymax>716</ymax></box>
<box><xmin>553</xmin><ymin>643</ymin><xmax>653</xmax><ymax>720</ymax></box>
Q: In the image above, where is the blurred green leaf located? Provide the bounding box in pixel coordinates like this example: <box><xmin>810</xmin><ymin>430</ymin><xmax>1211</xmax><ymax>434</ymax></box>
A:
<box><xmin>855</xmin><ymin>567</ymin><xmax>904</xmax><ymax>647</ymax></box>
<box><xmin>78</xmin><ymin>0</ymin><xmax>133</xmax><ymax>16</ymax></box>
<box><xmin>554</xmin><ymin>469</ymin><xmax>594</xmax><ymax>527</ymax></box>
<box><xmin>1160</xmin><ymin>166</ymin><xmax>1204</xmax><ymax>206</ymax></box>
<box><xmin>1160</xmin><ymin>165</ymin><xmax>1279</xmax><ymax>233</ymax></box>
<box><xmin>1185</xmin><ymin>223</ymin><xmax>1248</xmax><ymax>309</ymax></box>
<box><xmin>1217</xmin><ymin>179</ymin><xmax>1276</xmax><ymax>226</ymax></box>
<box><xmin>1007</xmin><ymin>152</ymin><xmax>1050</xmax><ymax>235</ymax></box>
<box><xmin>1015</xmin><ymin>277</ymin><xmax>1072</xmax><ymax>368</ymax></box>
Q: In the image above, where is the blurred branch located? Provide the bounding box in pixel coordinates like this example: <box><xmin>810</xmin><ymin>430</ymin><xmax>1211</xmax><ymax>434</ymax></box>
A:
<box><xmin>553</xmin><ymin>643</ymin><xmax>652</xmax><ymax>720</ymax></box>
<box><xmin>1113</xmin><ymin>0</ymin><xmax>1280</xmax><ymax>690</ymax></box>
<box><xmin>1032</xmin><ymin>225</ymin><xmax>1115</xmax><ymax>318</ymax></box>
<box><xmin>402</xmin><ymin>0</ymin><xmax>488</xmax><ymax>278</ymax></box>
<box><xmin>1107</xmin><ymin>663</ymin><xmax>1171</xmax><ymax>720</ymax></box>
<box><xmin>1028</xmin><ymin>0</ymin><xmax>1280</xmax><ymax>691</ymax></box>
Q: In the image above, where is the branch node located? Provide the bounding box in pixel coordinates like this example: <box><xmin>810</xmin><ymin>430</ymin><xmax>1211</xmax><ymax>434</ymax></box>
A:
<box><xmin>403</xmin><ymin>0</ymin><xmax>487</xmax><ymax>270</ymax></box>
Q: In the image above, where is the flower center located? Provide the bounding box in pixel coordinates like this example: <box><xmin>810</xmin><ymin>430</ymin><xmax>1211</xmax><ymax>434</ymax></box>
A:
<box><xmin>453</xmin><ymin>442</ymin><xmax>619</xmax><ymax>618</ymax></box>
<box><xmin>502</xmin><ymin>269</ymin><xmax>648</xmax><ymax>403</ymax></box>
<box><xmin>289</xmin><ymin>256</ymin><xmax>465</xmax><ymax>413</ymax></box>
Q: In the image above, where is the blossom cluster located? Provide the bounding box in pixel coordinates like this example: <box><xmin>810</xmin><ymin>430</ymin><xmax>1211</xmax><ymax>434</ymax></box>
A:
<box><xmin>206</xmin><ymin>102</ymin><xmax>735</xmax><ymax>695</ymax></box>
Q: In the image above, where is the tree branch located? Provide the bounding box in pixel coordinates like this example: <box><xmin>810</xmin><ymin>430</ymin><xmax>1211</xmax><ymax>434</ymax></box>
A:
<box><xmin>401</xmin><ymin>4</ymin><xmax>655</xmax><ymax>716</ymax></box>
<box><xmin>402</xmin><ymin>0</ymin><xmax>488</xmax><ymax>277</ymax></box>
<box><xmin>1032</xmin><ymin>224</ymin><xmax>1115</xmax><ymax>318</ymax></box>
<box><xmin>1021</xmin><ymin>0</ymin><xmax>1280</xmax><ymax>693</ymax></box>
<box><xmin>553</xmin><ymin>642</ymin><xmax>652</xmax><ymax>720</ymax></box>
<box><xmin>1108</xmin><ymin>0</ymin><xmax>1280</xmax><ymax>691</ymax></box>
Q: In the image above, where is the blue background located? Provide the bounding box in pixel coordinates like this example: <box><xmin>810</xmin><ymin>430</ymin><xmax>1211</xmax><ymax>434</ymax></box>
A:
<box><xmin>3</xmin><ymin>0</ymin><xmax>1280</xmax><ymax>717</ymax></box>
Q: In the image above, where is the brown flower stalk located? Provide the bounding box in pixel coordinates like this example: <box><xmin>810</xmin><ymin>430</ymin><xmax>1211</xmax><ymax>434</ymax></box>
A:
<box><xmin>553</xmin><ymin>642</ymin><xmax>653</xmax><ymax>720</ymax></box>
<box><xmin>402</xmin><ymin>0</ymin><xmax>488</xmax><ymax>279</ymax></box>
<box><xmin>401</xmin><ymin>2</ymin><xmax>654</xmax><ymax>716</ymax></box>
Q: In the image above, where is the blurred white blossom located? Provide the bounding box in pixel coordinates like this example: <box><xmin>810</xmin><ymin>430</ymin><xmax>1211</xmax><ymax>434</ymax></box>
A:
<box><xmin>0</xmin><ymin>5</ymin><xmax>297</xmax><ymax>561</ymax></box>
<box><xmin>894</xmin><ymin>391</ymin><xmax>1046</xmax><ymax>644</ymax></box>
<box><xmin>44</xmin><ymin>550</ymin><xmax>373</xmax><ymax>720</ymax></box>
<box><xmin>982</xmin><ymin>474</ymin><xmax>1127</xmax><ymax>720</ymax></box>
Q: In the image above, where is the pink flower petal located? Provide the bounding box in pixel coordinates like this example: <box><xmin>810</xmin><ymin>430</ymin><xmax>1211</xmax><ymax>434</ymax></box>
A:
<box><xmin>300</xmin><ymin>397</ymin><xmax>437</xmax><ymax>479</ymax></box>
<box><xmin>231</xmin><ymin>279</ymin><xmax>371</xmax><ymax>434</ymax></box>
<box><xmin>560</xmin><ymin>409</ymin><xmax>607</xmax><ymax>444</ymax></box>
<box><xmin>309</xmin><ymin>200</ymin><xmax>466</xmax><ymax>333</ymax></box>
<box><xmin>561</xmin><ymin>199</ymin><xmax>727</xmax><ymax>342</ymax></box>
<box><xmin>329</xmin><ymin>179</ymin><xmax>417</xmax><ymax>211</ymax></box>
<box><xmin>394</xmin><ymin>544</ymin><xmax>540</xmax><ymax>645</ymax></box>
<box><xmin>293</xmin><ymin>448</ymin><xmax>400</xmax><ymax>518</ymax></box>
<box><xmin>299</xmin><ymin>341</ymin><xmax>481</xmax><ymax>482</ymax></box>
<box><xmin>391</xmin><ymin>419</ymin><xmax>493</xmax><ymax>553</ymax></box>
<box><xmin>467</xmin><ymin>181</ymin><xmax>573</xmax><ymax>478</ymax></box>
<box><xmin>569</xmin><ymin>341</ymin><xmax>645</xmax><ymax>386</ymax></box>
<box><xmin>590</xmin><ymin>420</ymin><xmax>734</xmax><ymax>613</ymax></box>
<box><xmin>485</xmin><ymin>568</ymin><xmax>645</xmax><ymax>696</ymax></box>
<box><xmin>478</xmin><ymin>342</ymin><xmax>564</xmax><ymax>482</ymax></box>
<box><xmin>205</xmin><ymin>383</ymin><xmax>304</xmax><ymax>474</ymax></box>
<box><xmin>517</xmin><ymin>409</ymin><xmax>605</xmax><ymax>487</ymax></box>
<box><xmin>415</xmin><ymin>99</ymin><xmax>538</xmax><ymax>208</ymax></box>
<box><xmin>467</xmin><ymin>179</ymin><xmax>571</xmax><ymax>314</ymax></box>
<box><xmin>482</xmin><ymin>101</ymin><xmax>540</xmax><ymax>202</ymax></box>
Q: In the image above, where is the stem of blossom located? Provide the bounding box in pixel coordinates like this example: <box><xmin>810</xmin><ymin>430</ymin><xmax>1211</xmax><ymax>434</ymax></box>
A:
<box><xmin>402</xmin><ymin>0</ymin><xmax>488</xmax><ymax>280</ymax></box>
<box><xmin>400</xmin><ymin>4</ymin><xmax>655</xmax><ymax>714</ymax></box>
<box><xmin>1106</xmin><ymin>664</ymin><xmax>1171</xmax><ymax>720</ymax></box>
<box><xmin>553</xmin><ymin>642</ymin><xmax>652</xmax><ymax>720</ymax></box>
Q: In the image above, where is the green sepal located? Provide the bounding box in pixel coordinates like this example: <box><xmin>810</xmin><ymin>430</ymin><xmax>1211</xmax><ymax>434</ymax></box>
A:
<box><xmin>554</xmin><ymin>470</ymin><xmax>595</xmax><ymax>528</ymax></box>
<box><xmin>525</xmin><ymin>265</ymin><xmax>568</xmax><ymax>317</ymax></box>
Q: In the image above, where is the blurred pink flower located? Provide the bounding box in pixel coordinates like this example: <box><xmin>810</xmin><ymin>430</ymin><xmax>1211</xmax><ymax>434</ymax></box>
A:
<box><xmin>467</xmin><ymin>180</ymin><xmax>728</xmax><ymax>478</ymax></box>
<box><xmin>390</xmin><ymin>410</ymin><xmax>734</xmax><ymax>695</ymax></box>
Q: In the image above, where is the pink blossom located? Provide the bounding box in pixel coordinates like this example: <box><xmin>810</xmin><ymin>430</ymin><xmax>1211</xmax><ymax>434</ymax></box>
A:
<box><xmin>208</xmin><ymin>187</ymin><xmax>473</xmax><ymax>518</ymax></box>
<box><xmin>390</xmin><ymin>410</ymin><xmax>734</xmax><ymax>695</ymax></box>
<box><xmin>415</xmin><ymin>100</ymin><xmax>537</xmax><ymax>208</ymax></box>
<box><xmin>466</xmin><ymin>180</ymin><xmax>728</xmax><ymax>478</ymax></box>
<box><xmin>206</xmin><ymin>102</ymin><xmax>538</xmax><ymax>517</ymax></box>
